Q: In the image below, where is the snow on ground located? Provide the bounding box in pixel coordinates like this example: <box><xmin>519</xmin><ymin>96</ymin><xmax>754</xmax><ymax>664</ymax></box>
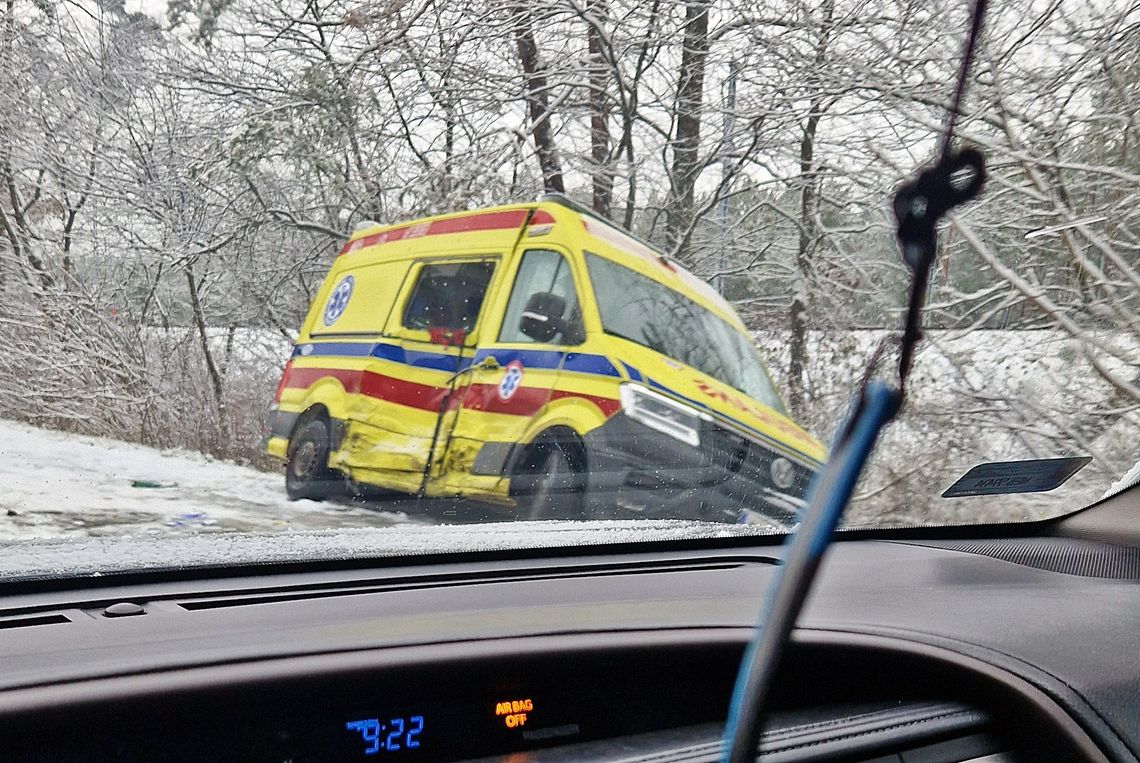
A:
<box><xmin>0</xmin><ymin>419</ymin><xmax>424</xmax><ymax>541</ymax></box>
<box><xmin>0</xmin><ymin>420</ymin><xmax>769</xmax><ymax>575</ymax></box>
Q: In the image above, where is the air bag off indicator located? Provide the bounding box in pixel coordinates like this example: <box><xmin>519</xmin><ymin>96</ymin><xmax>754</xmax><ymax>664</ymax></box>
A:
<box><xmin>494</xmin><ymin>698</ymin><xmax>534</xmax><ymax>728</ymax></box>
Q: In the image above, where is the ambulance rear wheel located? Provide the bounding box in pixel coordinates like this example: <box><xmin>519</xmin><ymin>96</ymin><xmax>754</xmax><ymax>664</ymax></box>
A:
<box><xmin>286</xmin><ymin>417</ymin><xmax>342</xmax><ymax>501</ymax></box>
<box><xmin>511</xmin><ymin>431</ymin><xmax>586</xmax><ymax>520</ymax></box>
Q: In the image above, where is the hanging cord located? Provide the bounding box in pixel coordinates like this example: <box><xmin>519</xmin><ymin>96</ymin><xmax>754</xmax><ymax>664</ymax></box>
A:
<box><xmin>719</xmin><ymin>1</ymin><xmax>989</xmax><ymax>761</ymax></box>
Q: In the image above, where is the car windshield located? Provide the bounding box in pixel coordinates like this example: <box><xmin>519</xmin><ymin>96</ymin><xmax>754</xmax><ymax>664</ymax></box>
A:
<box><xmin>585</xmin><ymin>253</ymin><xmax>785</xmax><ymax>412</ymax></box>
<box><xmin>0</xmin><ymin>0</ymin><xmax>1137</xmax><ymax>575</ymax></box>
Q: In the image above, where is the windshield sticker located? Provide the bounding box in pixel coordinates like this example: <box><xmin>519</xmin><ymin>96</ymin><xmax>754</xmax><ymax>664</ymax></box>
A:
<box><xmin>322</xmin><ymin>275</ymin><xmax>354</xmax><ymax>326</ymax></box>
<box><xmin>498</xmin><ymin>361</ymin><xmax>524</xmax><ymax>401</ymax></box>
<box><xmin>942</xmin><ymin>457</ymin><xmax>1092</xmax><ymax>498</ymax></box>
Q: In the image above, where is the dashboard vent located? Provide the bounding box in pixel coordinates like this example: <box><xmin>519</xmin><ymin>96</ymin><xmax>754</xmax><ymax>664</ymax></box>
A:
<box><xmin>907</xmin><ymin>537</ymin><xmax>1140</xmax><ymax>580</ymax></box>
<box><xmin>516</xmin><ymin>701</ymin><xmax>998</xmax><ymax>762</ymax></box>
<box><xmin>0</xmin><ymin>613</ymin><xmax>70</xmax><ymax>630</ymax></box>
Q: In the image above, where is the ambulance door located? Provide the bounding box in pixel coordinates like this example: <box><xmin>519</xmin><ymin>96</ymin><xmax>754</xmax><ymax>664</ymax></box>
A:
<box><xmin>355</xmin><ymin>256</ymin><xmax>498</xmax><ymax>493</ymax></box>
<box><xmin>301</xmin><ymin>258</ymin><xmax>411</xmax><ymax>481</ymax></box>
<box><xmin>431</xmin><ymin>247</ymin><xmax>585</xmax><ymax>497</ymax></box>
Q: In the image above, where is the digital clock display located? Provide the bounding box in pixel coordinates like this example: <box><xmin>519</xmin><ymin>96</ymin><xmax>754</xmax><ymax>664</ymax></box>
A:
<box><xmin>344</xmin><ymin>715</ymin><xmax>425</xmax><ymax>755</ymax></box>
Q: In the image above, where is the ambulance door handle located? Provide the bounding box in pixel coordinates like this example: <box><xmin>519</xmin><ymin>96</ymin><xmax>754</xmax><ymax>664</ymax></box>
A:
<box><xmin>445</xmin><ymin>355</ymin><xmax>500</xmax><ymax>385</ymax></box>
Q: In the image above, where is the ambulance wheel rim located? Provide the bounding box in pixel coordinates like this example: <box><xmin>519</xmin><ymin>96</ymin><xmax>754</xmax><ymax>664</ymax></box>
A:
<box><xmin>285</xmin><ymin>417</ymin><xmax>342</xmax><ymax>501</ymax></box>
<box><xmin>291</xmin><ymin>440</ymin><xmax>320</xmax><ymax>480</ymax></box>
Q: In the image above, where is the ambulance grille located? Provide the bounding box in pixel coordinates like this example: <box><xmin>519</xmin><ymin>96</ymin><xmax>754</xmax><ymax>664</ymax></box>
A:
<box><xmin>702</xmin><ymin>423</ymin><xmax>816</xmax><ymax>499</ymax></box>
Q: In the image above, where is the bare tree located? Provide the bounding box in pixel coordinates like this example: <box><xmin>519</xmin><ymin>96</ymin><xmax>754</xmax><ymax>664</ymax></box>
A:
<box><xmin>586</xmin><ymin>0</ymin><xmax>614</xmax><ymax>215</ymax></box>
<box><xmin>664</xmin><ymin>0</ymin><xmax>710</xmax><ymax>255</ymax></box>
<box><xmin>511</xmin><ymin>1</ymin><xmax>566</xmax><ymax>193</ymax></box>
<box><xmin>786</xmin><ymin>0</ymin><xmax>836</xmax><ymax>415</ymax></box>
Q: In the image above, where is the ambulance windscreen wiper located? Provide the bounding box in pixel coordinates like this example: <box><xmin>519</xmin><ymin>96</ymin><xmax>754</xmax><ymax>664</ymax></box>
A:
<box><xmin>718</xmin><ymin>1</ymin><xmax>989</xmax><ymax>760</ymax></box>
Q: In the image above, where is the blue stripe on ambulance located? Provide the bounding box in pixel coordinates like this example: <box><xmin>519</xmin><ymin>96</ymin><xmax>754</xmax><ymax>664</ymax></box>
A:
<box><xmin>470</xmin><ymin>349</ymin><xmax>620</xmax><ymax>377</ymax></box>
<box><xmin>472</xmin><ymin>348</ymin><xmax>562</xmax><ymax>370</ymax></box>
<box><xmin>371</xmin><ymin>343</ymin><xmax>462</xmax><ymax>372</ymax></box>
<box><xmin>564</xmin><ymin>353</ymin><xmax>621</xmax><ymax>377</ymax></box>
<box><xmin>294</xmin><ymin>341</ymin><xmax>463</xmax><ymax>372</ymax></box>
<box><xmin>292</xmin><ymin>341</ymin><xmax>373</xmax><ymax>358</ymax></box>
<box><xmin>296</xmin><ymin>341</ymin><xmax>619</xmax><ymax>377</ymax></box>
<box><xmin>618</xmin><ymin>361</ymin><xmax>643</xmax><ymax>382</ymax></box>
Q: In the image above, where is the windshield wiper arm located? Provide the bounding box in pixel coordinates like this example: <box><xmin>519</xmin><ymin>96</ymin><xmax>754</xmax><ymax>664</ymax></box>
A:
<box><xmin>719</xmin><ymin>1</ymin><xmax>990</xmax><ymax>760</ymax></box>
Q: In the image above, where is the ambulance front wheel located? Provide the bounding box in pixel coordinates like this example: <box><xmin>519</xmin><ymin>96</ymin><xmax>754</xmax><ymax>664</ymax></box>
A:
<box><xmin>286</xmin><ymin>416</ymin><xmax>344</xmax><ymax>501</ymax></box>
<box><xmin>511</xmin><ymin>430</ymin><xmax>587</xmax><ymax>520</ymax></box>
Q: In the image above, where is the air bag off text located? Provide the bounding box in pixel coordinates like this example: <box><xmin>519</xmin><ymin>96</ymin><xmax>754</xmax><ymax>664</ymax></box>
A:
<box><xmin>494</xmin><ymin>698</ymin><xmax>534</xmax><ymax>728</ymax></box>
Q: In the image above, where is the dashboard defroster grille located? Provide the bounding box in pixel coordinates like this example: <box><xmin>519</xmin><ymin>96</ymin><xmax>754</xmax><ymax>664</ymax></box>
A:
<box><xmin>905</xmin><ymin>537</ymin><xmax>1140</xmax><ymax>580</ymax></box>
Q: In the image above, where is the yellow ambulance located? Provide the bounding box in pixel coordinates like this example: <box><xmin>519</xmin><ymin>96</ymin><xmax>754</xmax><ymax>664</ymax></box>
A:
<box><xmin>265</xmin><ymin>195</ymin><xmax>826</xmax><ymax>523</ymax></box>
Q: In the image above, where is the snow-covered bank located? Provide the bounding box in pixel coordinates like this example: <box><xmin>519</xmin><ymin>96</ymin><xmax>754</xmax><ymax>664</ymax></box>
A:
<box><xmin>755</xmin><ymin>329</ymin><xmax>1140</xmax><ymax>524</ymax></box>
<box><xmin>0</xmin><ymin>420</ymin><xmax>421</xmax><ymax>541</ymax></box>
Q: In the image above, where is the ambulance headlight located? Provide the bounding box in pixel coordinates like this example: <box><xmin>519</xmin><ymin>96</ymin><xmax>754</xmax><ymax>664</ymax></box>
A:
<box><xmin>618</xmin><ymin>383</ymin><xmax>708</xmax><ymax>448</ymax></box>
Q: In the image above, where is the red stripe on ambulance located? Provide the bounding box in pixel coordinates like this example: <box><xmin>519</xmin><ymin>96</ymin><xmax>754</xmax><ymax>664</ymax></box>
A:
<box><xmin>281</xmin><ymin>366</ymin><xmax>447</xmax><ymax>412</ymax></box>
<box><xmin>282</xmin><ymin>366</ymin><xmax>619</xmax><ymax>418</ymax></box>
<box><xmin>338</xmin><ymin>209</ymin><xmax>536</xmax><ymax>256</ymax></box>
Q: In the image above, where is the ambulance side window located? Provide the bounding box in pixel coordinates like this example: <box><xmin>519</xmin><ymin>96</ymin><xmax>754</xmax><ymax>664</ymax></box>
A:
<box><xmin>499</xmin><ymin>249</ymin><xmax>583</xmax><ymax>345</ymax></box>
<box><xmin>402</xmin><ymin>261</ymin><xmax>496</xmax><ymax>333</ymax></box>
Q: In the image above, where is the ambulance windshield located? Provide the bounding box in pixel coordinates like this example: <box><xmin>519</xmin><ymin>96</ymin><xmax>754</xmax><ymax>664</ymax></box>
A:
<box><xmin>585</xmin><ymin>253</ymin><xmax>784</xmax><ymax>414</ymax></box>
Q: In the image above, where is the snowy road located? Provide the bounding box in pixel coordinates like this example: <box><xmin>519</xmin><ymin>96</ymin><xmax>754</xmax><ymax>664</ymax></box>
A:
<box><xmin>0</xmin><ymin>420</ymin><xmax>428</xmax><ymax>541</ymax></box>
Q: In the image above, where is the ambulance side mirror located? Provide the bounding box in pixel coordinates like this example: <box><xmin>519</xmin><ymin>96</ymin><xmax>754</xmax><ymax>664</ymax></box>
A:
<box><xmin>519</xmin><ymin>292</ymin><xmax>567</xmax><ymax>343</ymax></box>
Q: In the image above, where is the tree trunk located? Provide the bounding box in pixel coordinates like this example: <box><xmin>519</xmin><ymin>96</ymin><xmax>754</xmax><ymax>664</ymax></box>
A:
<box><xmin>511</xmin><ymin>2</ymin><xmax>565</xmax><ymax>194</ymax></box>
<box><xmin>185</xmin><ymin>265</ymin><xmax>228</xmax><ymax>453</ymax></box>
<box><xmin>664</xmin><ymin>0</ymin><xmax>710</xmax><ymax>257</ymax></box>
<box><xmin>786</xmin><ymin>0</ymin><xmax>835</xmax><ymax>416</ymax></box>
<box><xmin>787</xmin><ymin>103</ymin><xmax>823</xmax><ymax>415</ymax></box>
<box><xmin>443</xmin><ymin>100</ymin><xmax>455</xmax><ymax>198</ymax></box>
<box><xmin>587</xmin><ymin>0</ymin><xmax>612</xmax><ymax>215</ymax></box>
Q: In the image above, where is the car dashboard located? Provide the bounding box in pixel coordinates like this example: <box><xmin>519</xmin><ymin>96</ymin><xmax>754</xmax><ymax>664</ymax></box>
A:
<box><xmin>0</xmin><ymin>492</ymin><xmax>1138</xmax><ymax>762</ymax></box>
